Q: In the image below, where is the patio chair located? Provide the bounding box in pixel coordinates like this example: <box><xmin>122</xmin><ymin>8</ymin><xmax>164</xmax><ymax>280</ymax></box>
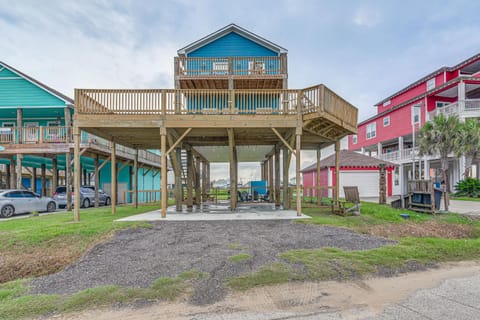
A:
<box><xmin>331</xmin><ymin>186</ymin><xmax>361</xmax><ymax>216</ymax></box>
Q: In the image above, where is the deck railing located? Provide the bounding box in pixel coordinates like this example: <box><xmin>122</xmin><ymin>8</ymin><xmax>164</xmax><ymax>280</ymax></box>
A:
<box><xmin>75</xmin><ymin>85</ymin><xmax>358</xmax><ymax>129</ymax></box>
<box><xmin>428</xmin><ymin>99</ymin><xmax>480</xmax><ymax>120</ymax></box>
<box><xmin>174</xmin><ymin>56</ymin><xmax>287</xmax><ymax>78</ymax></box>
<box><xmin>0</xmin><ymin>126</ymin><xmax>162</xmax><ymax>164</ymax></box>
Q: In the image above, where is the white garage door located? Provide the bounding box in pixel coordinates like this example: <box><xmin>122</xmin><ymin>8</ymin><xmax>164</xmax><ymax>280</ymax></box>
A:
<box><xmin>339</xmin><ymin>170</ymin><xmax>379</xmax><ymax>198</ymax></box>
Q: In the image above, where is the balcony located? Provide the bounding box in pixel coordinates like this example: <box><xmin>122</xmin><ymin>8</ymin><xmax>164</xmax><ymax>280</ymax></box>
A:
<box><xmin>376</xmin><ymin>148</ymin><xmax>419</xmax><ymax>163</ymax></box>
<box><xmin>0</xmin><ymin>126</ymin><xmax>162</xmax><ymax>166</ymax></box>
<box><xmin>174</xmin><ymin>56</ymin><xmax>287</xmax><ymax>89</ymax></box>
<box><xmin>428</xmin><ymin>99</ymin><xmax>480</xmax><ymax>120</ymax></box>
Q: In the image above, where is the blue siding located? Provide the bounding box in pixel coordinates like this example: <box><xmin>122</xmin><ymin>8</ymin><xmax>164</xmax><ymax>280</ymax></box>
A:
<box><xmin>0</xmin><ymin>67</ymin><xmax>66</xmax><ymax>107</ymax></box>
<box><xmin>187</xmin><ymin>93</ymin><xmax>280</xmax><ymax>114</ymax></box>
<box><xmin>188</xmin><ymin>32</ymin><xmax>277</xmax><ymax>57</ymax></box>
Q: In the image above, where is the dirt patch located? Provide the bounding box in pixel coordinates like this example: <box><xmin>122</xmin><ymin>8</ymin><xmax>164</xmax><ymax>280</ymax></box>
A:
<box><xmin>43</xmin><ymin>261</ymin><xmax>480</xmax><ymax>320</ymax></box>
<box><xmin>30</xmin><ymin>221</ymin><xmax>395</xmax><ymax>305</ymax></box>
<box><xmin>367</xmin><ymin>220</ymin><xmax>475</xmax><ymax>239</ymax></box>
<box><xmin>0</xmin><ymin>234</ymin><xmax>113</xmax><ymax>284</ymax></box>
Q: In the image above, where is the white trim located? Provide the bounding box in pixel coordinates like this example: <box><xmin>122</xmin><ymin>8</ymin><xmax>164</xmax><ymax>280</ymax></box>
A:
<box><xmin>0</xmin><ymin>77</ymin><xmax>22</xmax><ymax>80</ymax></box>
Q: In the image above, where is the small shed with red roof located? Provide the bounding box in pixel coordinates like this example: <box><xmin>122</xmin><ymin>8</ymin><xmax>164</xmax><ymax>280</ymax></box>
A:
<box><xmin>301</xmin><ymin>150</ymin><xmax>396</xmax><ymax>198</ymax></box>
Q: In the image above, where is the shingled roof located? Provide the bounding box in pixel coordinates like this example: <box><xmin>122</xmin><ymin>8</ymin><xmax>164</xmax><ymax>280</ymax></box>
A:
<box><xmin>301</xmin><ymin>150</ymin><xmax>395</xmax><ymax>173</ymax></box>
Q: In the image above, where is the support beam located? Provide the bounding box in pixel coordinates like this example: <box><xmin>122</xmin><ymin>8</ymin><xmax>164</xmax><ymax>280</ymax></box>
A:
<box><xmin>202</xmin><ymin>161</ymin><xmax>207</xmax><ymax>202</ymax></box>
<box><xmin>274</xmin><ymin>145</ymin><xmax>281</xmax><ymax>207</ymax></box>
<box><xmin>316</xmin><ymin>147</ymin><xmax>321</xmax><ymax>205</ymax></box>
<box><xmin>271</xmin><ymin>128</ymin><xmax>296</xmax><ymax>156</ymax></box>
<box><xmin>166</xmin><ymin>128</ymin><xmax>192</xmax><ymax>154</ymax></box>
<box><xmin>66</xmin><ymin>152</ymin><xmax>72</xmax><ymax>211</ymax></box>
<box><xmin>227</xmin><ymin>128</ymin><xmax>237</xmax><ymax>210</ymax></box>
<box><xmin>17</xmin><ymin>108</ymin><xmax>22</xmax><ymax>143</ymax></box>
<box><xmin>111</xmin><ymin>141</ymin><xmax>117</xmax><ymax>214</ymax></box>
<box><xmin>52</xmin><ymin>157</ymin><xmax>58</xmax><ymax>197</ymax></box>
<box><xmin>133</xmin><ymin>150</ymin><xmax>138</xmax><ymax>208</ymax></box>
<box><xmin>32</xmin><ymin>167</ymin><xmax>37</xmax><ymax>193</ymax></box>
<box><xmin>268</xmin><ymin>156</ymin><xmax>274</xmax><ymax>202</ymax></box>
<box><xmin>73</xmin><ymin>130</ymin><xmax>81</xmax><ymax>222</ymax></box>
<box><xmin>334</xmin><ymin>139</ymin><xmax>340</xmax><ymax>202</ymax></box>
<box><xmin>186</xmin><ymin>145</ymin><xmax>193</xmax><ymax>209</ymax></box>
<box><xmin>206</xmin><ymin>161</ymin><xmax>210</xmax><ymax>193</ymax></box>
<box><xmin>161</xmin><ymin>128</ymin><xmax>167</xmax><ymax>218</ymax></box>
<box><xmin>41</xmin><ymin>164</ymin><xmax>46</xmax><ymax>196</ymax></box>
<box><xmin>283</xmin><ymin>147</ymin><xmax>289</xmax><ymax>209</ymax></box>
<box><xmin>94</xmin><ymin>155</ymin><xmax>100</xmax><ymax>208</ymax></box>
<box><xmin>98</xmin><ymin>156</ymin><xmax>111</xmax><ymax>171</ymax></box>
<box><xmin>6</xmin><ymin>163</ymin><xmax>11</xmax><ymax>189</ymax></box>
<box><xmin>175</xmin><ymin>148</ymin><xmax>182</xmax><ymax>211</ymax></box>
<box><xmin>194</xmin><ymin>156</ymin><xmax>201</xmax><ymax>206</ymax></box>
<box><xmin>296</xmin><ymin>133</ymin><xmax>302</xmax><ymax>216</ymax></box>
<box><xmin>16</xmin><ymin>154</ymin><xmax>22</xmax><ymax>189</ymax></box>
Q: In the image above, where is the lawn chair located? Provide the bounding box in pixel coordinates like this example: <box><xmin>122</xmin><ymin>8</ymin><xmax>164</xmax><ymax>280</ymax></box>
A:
<box><xmin>331</xmin><ymin>186</ymin><xmax>361</xmax><ymax>216</ymax></box>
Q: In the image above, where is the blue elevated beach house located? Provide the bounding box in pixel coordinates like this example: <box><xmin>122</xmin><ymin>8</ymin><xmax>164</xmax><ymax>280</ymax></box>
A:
<box><xmin>73</xmin><ymin>23</ymin><xmax>358</xmax><ymax>219</ymax></box>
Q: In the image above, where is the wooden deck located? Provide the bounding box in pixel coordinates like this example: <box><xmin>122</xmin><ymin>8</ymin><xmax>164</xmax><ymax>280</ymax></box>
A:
<box><xmin>73</xmin><ymin>84</ymin><xmax>358</xmax><ymax>219</ymax></box>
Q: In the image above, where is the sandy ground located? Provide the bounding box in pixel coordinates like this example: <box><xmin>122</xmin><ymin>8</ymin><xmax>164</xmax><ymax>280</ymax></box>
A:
<box><xmin>44</xmin><ymin>261</ymin><xmax>480</xmax><ymax>320</ymax></box>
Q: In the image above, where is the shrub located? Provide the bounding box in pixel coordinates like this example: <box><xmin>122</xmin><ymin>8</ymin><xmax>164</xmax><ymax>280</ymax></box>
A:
<box><xmin>454</xmin><ymin>177</ymin><xmax>480</xmax><ymax>198</ymax></box>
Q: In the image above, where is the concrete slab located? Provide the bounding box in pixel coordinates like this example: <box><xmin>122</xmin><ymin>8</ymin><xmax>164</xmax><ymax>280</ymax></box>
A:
<box><xmin>116</xmin><ymin>201</ymin><xmax>310</xmax><ymax>222</ymax></box>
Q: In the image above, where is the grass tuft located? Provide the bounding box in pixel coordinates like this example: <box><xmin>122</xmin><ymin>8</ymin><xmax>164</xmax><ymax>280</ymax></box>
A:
<box><xmin>229</xmin><ymin>253</ymin><xmax>252</xmax><ymax>262</ymax></box>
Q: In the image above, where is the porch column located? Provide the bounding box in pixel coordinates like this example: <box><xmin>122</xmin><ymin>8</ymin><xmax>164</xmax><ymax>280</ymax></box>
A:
<box><xmin>334</xmin><ymin>139</ymin><xmax>340</xmax><ymax>202</ymax></box>
<box><xmin>400</xmin><ymin>163</ymin><xmax>405</xmax><ymax>208</ymax></box>
<box><xmin>52</xmin><ymin>157</ymin><xmax>58</xmax><ymax>197</ymax></box>
<box><xmin>268</xmin><ymin>156</ymin><xmax>274</xmax><ymax>201</ymax></box>
<box><xmin>206</xmin><ymin>161</ymin><xmax>211</xmax><ymax>193</ymax></box>
<box><xmin>6</xmin><ymin>163</ymin><xmax>11</xmax><ymax>189</ymax></box>
<box><xmin>111</xmin><ymin>140</ymin><xmax>117</xmax><ymax>214</ymax></box>
<box><xmin>175</xmin><ymin>148</ymin><xmax>182</xmax><ymax>211</ymax></box>
<box><xmin>316</xmin><ymin>147</ymin><xmax>321</xmax><ymax>205</ymax></box>
<box><xmin>161</xmin><ymin>128</ymin><xmax>167</xmax><ymax>218</ymax></box>
<box><xmin>41</xmin><ymin>164</ymin><xmax>46</xmax><ymax>196</ymax></box>
<box><xmin>31</xmin><ymin>167</ymin><xmax>37</xmax><ymax>193</ymax></box>
<box><xmin>94</xmin><ymin>154</ymin><xmax>100</xmax><ymax>208</ymax></box>
<box><xmin>282</xmin><ymin>147</ymin><xmax>289</xmax><ymax>209</ymax></box>
<box><xmin>377</xmin><ymin>142</ymin><xmax>382</xmax><ymax>157</ymax></box>
<box><xmin>458</xmin><ymin>81</ymin><xmax>466</xmax><ymax>115</ymax></box>
<box><xmin>194</xmin><ymin>157</ymin><xmax>201</xmax><ymax>206</ymax></box>
<box><xmin>186</xmin><ymin>145</ymin><xmax>193</xmax><ymax>209</ymax></box>
<box><xmin>133</xmin><ymin>150</ymin><xmax>138</xmax><ymax>208</ymax></box>
<box><xmin>274</xmin><ymin>145</ymin><xmax>281</xmax><ymax>207</ymax></box>
<box><xmin>295</xmin><ymin>133</ymin><xmax>302</xmax><ymax>216</ymax></box>
<box><xmin>73</xmin><ymin>129</ymin><xmax>81</xmax><ymax>222</ymax></box>
<box><xmin>66</xmin><ymin>152</ymin><xmax>72</xmax><ymax>211</ymax></box>
<box><xmin>16</xmin><ymin>154</ymin><xmax>22</xmax><ymax>189</ymax></box>
<box><xmin>228</xmin><ymin>128</ymin><xmax>237</xmax><ymax>210</ymax></box>
<box><xmin>260</xmin><ymin>162</ymin><xmax>264</xmax><ymax>183</ymax></box>
<box><xmin>17</xmin><ymin>108</ymin><xmax>22</xmax><ymax>143</ymax></box>
<box><xmin>202</xmin><ymin>160</ymin><xmax>207</xmax><ymax>202</ymax></box>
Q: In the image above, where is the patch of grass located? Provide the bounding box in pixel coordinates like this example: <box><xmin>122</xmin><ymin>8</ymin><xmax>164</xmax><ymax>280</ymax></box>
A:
<box><xmin>451</xmin><ymin>196</ymin><xmax>480</xmax><ymax>202</ymax></box>
<box><xmin>229</xmin><ymin>253</ymin><xmax>252</xmax><ymax>262</ymax></box>
<box><xmin>226</xmin><ymin>263</ymin><xmax>302</xmax><ymax>291</ymax></box>
<box><xmin>0</xmin><ymin>272</ymin><xmax>199</xmax><ymax>320</ymax></box>
<box><xmin>0</xmin><ymin>204</ymin><xmax>169</xmax><ymax>283</ymax></box>
<box><xmin>178</xmin><ymin>269</ymin><xmax>208</xmax><ymax>280</ymax></box>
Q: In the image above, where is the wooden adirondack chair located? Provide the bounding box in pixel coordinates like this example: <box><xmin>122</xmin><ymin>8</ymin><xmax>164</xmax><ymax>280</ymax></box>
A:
<box><xmin>331</xmin><ymin>186</ymin><xmax>361</xmax><ymax>216</ymax></box>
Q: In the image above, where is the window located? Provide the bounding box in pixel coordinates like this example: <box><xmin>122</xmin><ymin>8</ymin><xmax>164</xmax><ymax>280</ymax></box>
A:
<box><xmin>435</xmin><ymin>101</ymin><xmax>450</xmax><ymax>109</ymax></box>
<box><xmin>394</xmin><ymin>167</ymin><xmax>399</xmax><ymax>186</ymax></box>
<box><xmin>426</xmin><ymin>78</ymin><xmax>435</xmax><ymax>91</ymax></box>
<box><xmin>2</xmin><ymin>122</ymin><xmax>15</xmax><ymax>127</ymax></box>
<box><xmin>4</xmin><ymin>191</ymin><xmax>23</xmax><ymax>198</ymax></box>
<box><xmin>212</xmin><ymin>61</ymin><xmax>228</xmax><ymax>75</ymax></box>
<box><xmin>47</xmin><ymin>121</ymin><xmax>61</xmax><ymax>126</ymax></box>
<box><xmin>383</xmin><ymin>116</ymin><xmax>390</xmax><ymax>127</ymax></box>
<box><xmin>383</xmin><ymin>100</ymin><xmax>391</xmax><ymax>107</ymax></box>
<box><xmin>352</xmin><ymin>134</ymin><xmax>357</xmax><ymax>144</ymax></box>
<box><xmin>412</xmin><ymin>105</ymin><xmax>421</xmax><ymax>124</ymax></box>
<box><xmin>366</xmin><ymin>122</ymin><xmax>376</xmax><ymax>139</ymax></box>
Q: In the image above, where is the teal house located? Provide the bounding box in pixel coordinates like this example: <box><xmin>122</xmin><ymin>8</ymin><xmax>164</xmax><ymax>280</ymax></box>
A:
<box><xmin>0</xmin><ymin>61</ymin><xmax>162</xmax><ymax>206</ymax></box>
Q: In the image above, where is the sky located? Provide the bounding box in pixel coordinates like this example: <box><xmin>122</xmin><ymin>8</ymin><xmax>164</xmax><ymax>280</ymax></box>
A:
<box><xmin>1</xmin><ymin>0</ymin><xmax>479</xmax><ymax>181</ymax></box>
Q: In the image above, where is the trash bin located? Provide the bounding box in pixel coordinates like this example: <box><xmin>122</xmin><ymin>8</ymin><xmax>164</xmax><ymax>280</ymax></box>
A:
<box><xmin>434</xmin><ymin>189</ymin><xmax>442</xmax><ymax>210</ymax></box>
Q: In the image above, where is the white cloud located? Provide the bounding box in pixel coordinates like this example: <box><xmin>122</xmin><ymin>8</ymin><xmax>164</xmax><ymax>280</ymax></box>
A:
<box><xmin>353</xmin><ymin>6</ymin><xmax>382</xmax><ymax>28</ymax></box>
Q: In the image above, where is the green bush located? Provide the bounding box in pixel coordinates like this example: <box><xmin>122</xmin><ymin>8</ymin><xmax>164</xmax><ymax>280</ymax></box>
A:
<box><xmin>455</xmin><ymin>177</ymin><xmax>480</xmax><ymax>198</ymax></box>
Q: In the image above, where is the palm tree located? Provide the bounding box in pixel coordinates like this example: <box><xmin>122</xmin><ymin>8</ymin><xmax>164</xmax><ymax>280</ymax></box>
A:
<box><xmin>455</xmin><ymin>118</ymin><xmax>480</xmax><ymax>178</ymax></box>
<box><xmin>417</xmin><ymin>114</ymin><xmax>461</xmax><ymax>194</ymax></box>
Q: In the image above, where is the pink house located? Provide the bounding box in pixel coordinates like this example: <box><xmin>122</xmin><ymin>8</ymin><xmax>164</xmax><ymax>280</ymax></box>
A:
<box><xmin>349</xmin><ymin>53</ymin><xmax>480</xmax><ymax>195</ymax></box>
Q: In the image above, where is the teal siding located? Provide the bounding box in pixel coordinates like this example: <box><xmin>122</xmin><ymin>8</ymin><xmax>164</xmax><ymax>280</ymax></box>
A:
<box><xmin>188</xmin><ymin>32</ymin><xmax>277</xmax><ymax>57</ymax></box>
<box><xmin>0</xmin><ymin>67</ymin><xmax>66</xmax><ymax>107</ymax></box>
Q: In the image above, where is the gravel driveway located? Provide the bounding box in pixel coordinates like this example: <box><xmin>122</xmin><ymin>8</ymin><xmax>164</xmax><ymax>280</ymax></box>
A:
<box><xmin>31</xmin><ymin>220</ymin><xmax>394</xmax><ymax>305</ymax></box>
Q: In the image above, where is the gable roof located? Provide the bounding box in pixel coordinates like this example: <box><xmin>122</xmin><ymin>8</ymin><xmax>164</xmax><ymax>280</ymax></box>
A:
<box><xmin>301</xmin><ymin>150</ymin><xmax>395</xmax><ymax>173</ymax></box>
<box><xmin>0</xmin><ymin>61</ymin><xmax>74</xmax><ymax>105</ymax></box>
<box><xmin>177</xmin><ymin>23</ymin><xmax>287</xmax><ymax>56</ymax></box>
<box><xmin>375</xmin><ymin>52</ymin><xmax>480</xmax><ymax>107</ymax></box>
